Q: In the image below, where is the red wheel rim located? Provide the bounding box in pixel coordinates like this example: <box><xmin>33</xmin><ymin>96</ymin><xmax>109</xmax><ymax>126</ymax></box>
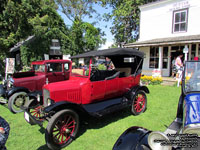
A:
<box><xmin>52</xmin><ymin>115</ymin><xmax>76</xmax><ymax>145</ymax></box>
<box><xmin>134</xmin><ymin>93</ymin><xmax>145</xmax><ymax>113</ymax></box>
<box><xmin>30</xmin><ymin>106</ymin><xmax>43</xmax><ymax>119</ymax></box>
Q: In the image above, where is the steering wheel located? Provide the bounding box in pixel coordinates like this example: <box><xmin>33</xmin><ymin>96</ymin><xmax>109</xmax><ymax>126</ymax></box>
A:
<box><xmin>90</xmin><ymin>68</ymin><xmax>100</xmax><ymax>81</ymax></box>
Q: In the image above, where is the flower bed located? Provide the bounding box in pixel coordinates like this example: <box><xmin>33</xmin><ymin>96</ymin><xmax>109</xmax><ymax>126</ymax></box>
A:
<box><xmin>141</xmin><ymin>75</ymin><xmax>163</xmax><ymax>85</ymax></box>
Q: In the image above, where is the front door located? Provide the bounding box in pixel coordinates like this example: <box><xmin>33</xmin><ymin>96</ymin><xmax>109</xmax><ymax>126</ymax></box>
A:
<box><xmin>90</xmin><ymin>80</ymin><xmax>106</xmax><ymax>102</ymax></box>
<box><xmin>105</xmin><ymin>78</ymin><xmax>119</xmax><ymax>99</ymax></box>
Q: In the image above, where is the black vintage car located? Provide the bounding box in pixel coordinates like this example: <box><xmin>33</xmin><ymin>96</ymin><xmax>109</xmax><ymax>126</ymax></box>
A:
<box><xmin>113</xmin><ymin>61</ymin><xmax>200</xmax><ymax>150</ymax></box>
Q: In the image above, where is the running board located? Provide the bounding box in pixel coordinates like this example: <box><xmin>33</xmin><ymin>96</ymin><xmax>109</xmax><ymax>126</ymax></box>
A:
<box><xmin>164</xmin><ymin>118</ymin><xmax>182</xmax><ymax>135</ymax></box>
<box><xmin>83</xmin><ymin>97</ymin><xmax>129</xmax><ymax>117</ymax></box>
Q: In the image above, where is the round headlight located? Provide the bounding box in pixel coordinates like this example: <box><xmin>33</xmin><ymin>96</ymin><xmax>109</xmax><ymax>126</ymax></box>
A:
<box><xmin>183</xmin><ymin>124</ymin><xmax>200</xmax><ymax>136</ymax></box>
<box><xmin>148</xmin><ymin>131</ymin><xmax>172</xmax><ymax>150</ymax></box>
<box><xmin>8</xmin><ymin>81</ymin><xmax>12</xmax><ymax>88</ymax></box>
<box><xmin>7</xmin><ymin>77</ymin><xmax>14</xmax><ymax>88</ymax></box>
<box><xmin>2</xmin><ymin>79</ymin><xmax>5</xmax><ymax>85</ymax></box>
<box><xmin>47</xmin><ymin>98</ymin><xmax>54</xmax><ymax>106</ymax></box>
<box><xmin>9</xmin><ymin>77</ymin><xmax>14</xmax><ymax>83</ymax></box>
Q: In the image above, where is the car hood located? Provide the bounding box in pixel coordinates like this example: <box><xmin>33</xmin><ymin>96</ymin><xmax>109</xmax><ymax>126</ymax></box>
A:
<box><xmin>43</xmin><ymin>77</ymin><xmax>88</xmax><ymax>103</ymax></box>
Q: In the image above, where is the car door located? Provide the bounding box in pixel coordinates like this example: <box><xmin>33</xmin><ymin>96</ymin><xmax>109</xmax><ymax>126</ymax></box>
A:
<box><xmin>90</xmin><ymin>80</ymin><xmax>106</xmax><ymax>102</ymax></box>
<box><xmin>104</xmin><ymin>78</ymin><xmax>119</xmax><ymax>99</ymax></box>
<box><xmin>46</xmin><ymin>62</ymin><xmax>65</xmax><ymax>83</ymax></box>
<box><xmin>118</xmin><ymin>76</ymin><xmax>135</xmax><ymax>95</ymax></box>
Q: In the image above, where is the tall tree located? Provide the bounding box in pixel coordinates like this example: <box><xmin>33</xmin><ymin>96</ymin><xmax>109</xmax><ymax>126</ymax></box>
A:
<box><xmin>65</xmin><ymin>18</ymin><xmax>105</xmax><ymax>56</ymax></box>
<box><xmin>55</xmin><ymin>0</ymin><xmax>105</xmax><ymax>53</ymax></box>
<box><xmin>21</xmin><ymin>6</ymin><xmax>70</xmax><ymax>66</ymax></box>
<box><xmin>55</xmin><ymin>0</ymin><xmax>98</xmax><ymax>22</ymax></box>
<box><xmin>0</xmin><ymin>0</ymin><xmax>69</xmax><ymax>70</ymax></box>
<box><xmin>101</xmin><ymin>0</ymin><xmax>157</xmax><ymax>47</ymax></box>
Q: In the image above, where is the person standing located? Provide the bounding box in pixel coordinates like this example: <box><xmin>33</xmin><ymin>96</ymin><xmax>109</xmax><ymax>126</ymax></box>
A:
<box><xmin>175</xmin><ymin>54</ymin><xmax>183</xmax><ymax>69</ymax></box>
<box><xmin>175</xmin><ymin>54</ymin><xmax>183</xmax><ymax>86</ymax></box>
<box><xmin>0</xmin><ymin>116</ymin><xmax>10</xmax><ymax>150</ymax></box>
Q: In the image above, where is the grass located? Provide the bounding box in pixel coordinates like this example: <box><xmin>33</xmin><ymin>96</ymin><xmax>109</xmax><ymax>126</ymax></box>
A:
<box><xmin>0</xmin><ymin>85</ymin><xmax>181</xmax><ymax>150</ymax></box>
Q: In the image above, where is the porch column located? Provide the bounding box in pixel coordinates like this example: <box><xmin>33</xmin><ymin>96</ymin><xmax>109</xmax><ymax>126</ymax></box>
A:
<box><xmin>158</xmin><ymin>46</ymin><xmax>163</xmax><ymax>70</ymax></box>
<box><xmin>168</xmin><ymin>46</ymin><xmax>171</xmax><ymax>76</ymax></box>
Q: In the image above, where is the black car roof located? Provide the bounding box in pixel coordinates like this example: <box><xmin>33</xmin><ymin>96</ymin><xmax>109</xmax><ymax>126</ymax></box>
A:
<box><xmin>70</xmin><ymin>48</ymin><xmax>144</xmax><ymax>59</ymax></box>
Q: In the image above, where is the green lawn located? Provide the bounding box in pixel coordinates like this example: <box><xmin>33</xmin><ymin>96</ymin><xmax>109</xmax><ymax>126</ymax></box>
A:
<box><xmin>0</xmin><ymin>85</ymin><xmax>181</xmax><ymax>150</ymax></box>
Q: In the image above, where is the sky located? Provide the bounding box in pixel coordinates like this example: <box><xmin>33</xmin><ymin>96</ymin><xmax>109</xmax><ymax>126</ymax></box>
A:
<box><xmin>57</xmin><ymin>3</ymin><xmax>114</xmax><ymax>50</ymax></box>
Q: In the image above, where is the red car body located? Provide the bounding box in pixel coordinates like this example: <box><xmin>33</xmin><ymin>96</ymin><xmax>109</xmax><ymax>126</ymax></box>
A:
<box><xmin>12</xmin><ymin>59</ymin><xmax>71</xmax><ymax>91</ymax></box>
<box><xmin>43</xmin><ymin>73</ymin><xmax>141</xmax><ymax>105</ymax></box>
<box><xmin>0</xmin><ymin>59</ymin><xmax>71</xmax><ymax>113</ymax></box>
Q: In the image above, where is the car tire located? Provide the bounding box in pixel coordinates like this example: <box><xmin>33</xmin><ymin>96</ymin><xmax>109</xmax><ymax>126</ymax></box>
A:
<box><xmin>8</xmin><ymin>92</ymin><xmax>29</xmax><ymax>114</ymax></box>
<box><xmin>131</xmin><ymin>90</ymin><xmax>147</xmax><ymax>116</ymax></box>
<box><xmin>45</xmin><ymin>109</ymin><xmax>79</xmax><ymax>150</ymax></box>
<box><xmin>24</xmin><ymin>99</ymin><xmax>44</xmax><ymax>125</ymax></box>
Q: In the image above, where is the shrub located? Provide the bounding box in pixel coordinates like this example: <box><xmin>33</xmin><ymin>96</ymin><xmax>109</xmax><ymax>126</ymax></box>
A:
<box><xmin>141</xmin><ymin>75</ymin><xmax>163</xmax><ymax>85</ymax></box>
<box><xmin>98</xmin><ymin>64</ymin><xmax>106</xmax><ymax>70</ymax></box>
<box><xmin>20</xmin><ymin>66</ymin><xmax>31</xmax><ymax>72</ymax></box>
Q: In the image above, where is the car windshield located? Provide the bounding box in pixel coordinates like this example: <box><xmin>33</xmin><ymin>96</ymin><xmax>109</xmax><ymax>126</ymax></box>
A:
<box><xmin>33</xmin><ymin>64</ymin><xmax>45</xmax><ymax>72</ymax></box>
<box><xmin>184</xmin><ymin>61</ymin><xmax>200</xmax><ymax>92</ymax></box>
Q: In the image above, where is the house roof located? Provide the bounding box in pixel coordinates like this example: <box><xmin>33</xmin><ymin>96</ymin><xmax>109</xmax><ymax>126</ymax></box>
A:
<box><xmin>70</xmin><ymin>48</ymin><xmax>144</xmax><ymax>59</ymax></box>
<box><xmin>125</xmin><ymin>34</ymin><xmax>200</xmax><ymax>48</ymax></box>
<box><xmin>140</xmin><ymin>0</ymin><xmax>170</xmax><ymax>9</ymax></box>
<box><xmin>10</xmin><ymin>35</ymin><xmax>35</xmax><ymax>52</ymax></box>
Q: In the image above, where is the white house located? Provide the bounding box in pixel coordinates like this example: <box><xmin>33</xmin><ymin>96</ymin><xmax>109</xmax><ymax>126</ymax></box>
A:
<box><xmin>125</xmin><ymin>0</ymin><xmax>200</xmax><ymax>76</ymax></box>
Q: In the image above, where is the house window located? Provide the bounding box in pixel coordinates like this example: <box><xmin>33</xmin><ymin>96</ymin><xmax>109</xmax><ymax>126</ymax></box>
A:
<box><xmin>149</xmin><ymin>47</ymin><xmax>159</xmax><ymax>68</ymax></box>
<box><xmin>173</xmin><ymin>9</ymin><xmax>188</xmax><ymax>33</ymax></box>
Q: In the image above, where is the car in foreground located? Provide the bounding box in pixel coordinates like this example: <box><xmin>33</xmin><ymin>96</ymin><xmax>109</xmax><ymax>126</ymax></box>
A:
<box><xmin>24</xmin><ymin>48</ymin><xmax>149</xmax><ymax>150</ymax></box>
<box><xmin>0</xmin><ymin>59</ymin><xmax>71</xmax><ymax>113</ymax></box>
<box><xmin>113</xmin><ymin>60</ymin><xmax>200</xmax><ymax>150</ymax></box>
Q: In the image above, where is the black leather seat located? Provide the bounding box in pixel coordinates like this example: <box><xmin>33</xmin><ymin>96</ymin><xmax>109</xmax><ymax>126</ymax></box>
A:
<box><xmin>90</xmin><ymin>70</ymin><xmax>118</xmax><ymax>81</ymax></box>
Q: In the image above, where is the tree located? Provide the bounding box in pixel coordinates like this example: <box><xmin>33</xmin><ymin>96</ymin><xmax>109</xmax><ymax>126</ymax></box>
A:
<box><xmin>55</xmin><ymin>0</ymin><xmax>98</xmax><ymax>22</ymax></box>
<box><xmin>21</xmin><ymin>3</ymin><xmax>70</xmax><ymax>66</ymax></box>
<box><xmin>0</xmin><ymin>0</ymin><xmax>69</xmax><ymax>69</ymax></box>
<box><xmin>101</xmin><ymin>0</ymin><xmax>157</xmax><ymax>47</ymax></box>
<box><xmin>64</xmin><ymin>18</ymin><xmax>105</xmax><ymax>56</ymax></box>
<box><xmin>55</xmin><ymin>0</ymin><xmax>105</xmax><ymax>54</ymax></box>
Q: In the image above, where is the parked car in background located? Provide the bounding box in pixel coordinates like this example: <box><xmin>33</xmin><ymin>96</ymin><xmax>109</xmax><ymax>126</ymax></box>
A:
<box><xmin>113</xmin><ymin>61</ymin><xmax>200</xmax><ymax>150</ymax></box>
<box><xmin>0</xmin><ymin>59</ymin><xmax>71</xmax><ymax>113</ymax></box>
<box><xmin>24</xmin><ymin>48</ymin><xmax>149</xmax><ymax>150</ymax></box>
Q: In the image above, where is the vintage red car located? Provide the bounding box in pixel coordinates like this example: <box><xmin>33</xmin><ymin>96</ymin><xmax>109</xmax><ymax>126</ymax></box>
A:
<box><xmin>0</xmin><ymin>59</ymin><xmax>71</xmax><ymax>113</ymax></box>
<box><xmin>24</xmin><ymin>48</ymin><xmax>149</xmax><ymax>150</ymax></box>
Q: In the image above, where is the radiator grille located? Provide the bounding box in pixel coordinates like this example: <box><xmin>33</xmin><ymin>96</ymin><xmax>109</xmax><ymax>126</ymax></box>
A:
<box><xmin>43</xmin><ymin>89</ymin><xmax>50</xmax><ymax>107</ymax></box>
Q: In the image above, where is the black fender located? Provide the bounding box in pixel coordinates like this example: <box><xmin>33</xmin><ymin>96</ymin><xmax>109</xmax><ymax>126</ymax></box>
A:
<box><xmin>113</xmin><ymin>126</ymin><xmax>151</xmax><ymax>150</ymax></box>
<box><xmin>44</xmin><ymin>101</ymin><xmax>87</xmax><ymax>117</ymax></box>
<box><xmin>7</xmin><ymin>87</ymin><xmax>30</xmax><ymax>98</ymax></box>
<box><xmin>0</xmin><ymin>84</ymin><xmax>6</xmax><ymax>97</ymax></box>
<box><xmin>125</xmin><ymin>85</ymin><xmax>149</xmax><ymax>103</ymax></box>
<box><xmin>176</xmin><ymin>94</ymin><xmax>184</xmax><ymax>120</ymax></box>
<box><xmin>131</xmin><ymin>85</ymin><xmax>150</xmax><ymax>94</ymax></box>
<box><xmin>27</xmin><ymin>91</ymin><xmax>43</xmax><ymax>105</ymax></box>
<box><xmin>27</xmin><ymin>91</ymin><xmax>42</xmax><ymax>98</ymax></box>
